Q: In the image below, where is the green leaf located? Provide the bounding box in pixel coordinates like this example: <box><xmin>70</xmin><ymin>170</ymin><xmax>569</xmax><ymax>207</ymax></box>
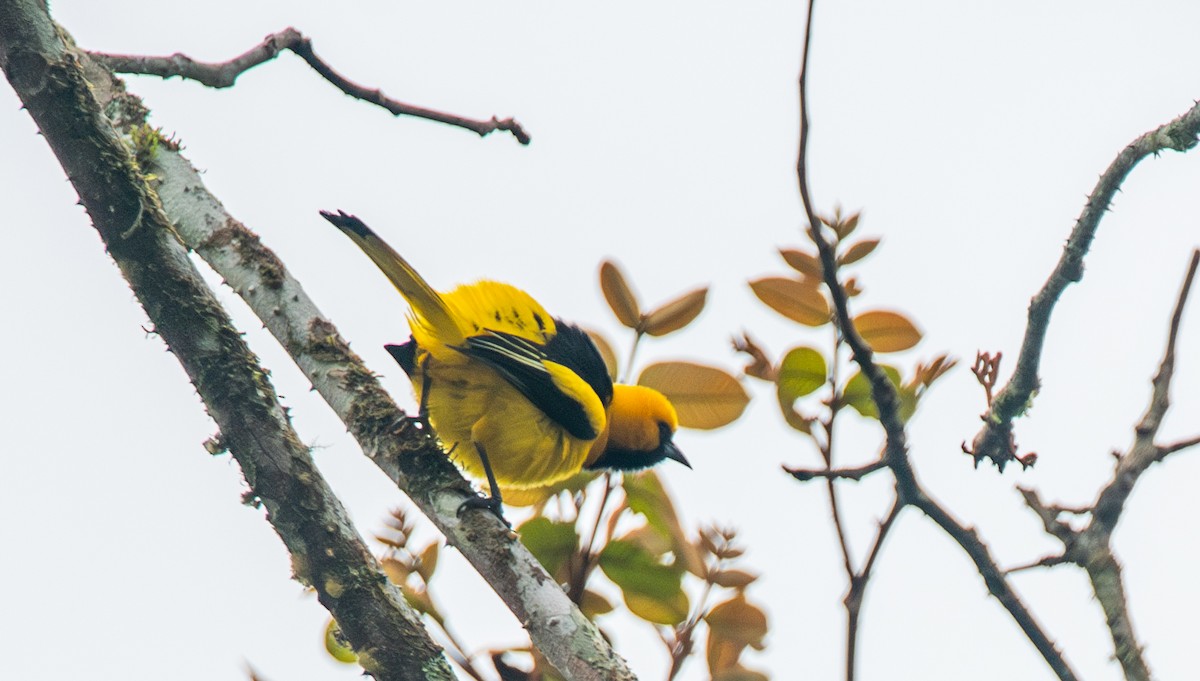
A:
<box><xmin>598</xmin><ymin>539</ymin><xmax>688</xmax><ymax>625</ymax></box>
<box><xmin>517</xmin><ymin>517</ymin><xmax>579</xmax><ymax>578</ymax></box>
<box><xmin>776</xmin><ymin>346</ymin><xmax>826</xmax><ymax>401</ymax></box>
<box><xmin>841</xmin><ymin>366</ymin><xmax>901</xmax><ymax>420</ymax></box>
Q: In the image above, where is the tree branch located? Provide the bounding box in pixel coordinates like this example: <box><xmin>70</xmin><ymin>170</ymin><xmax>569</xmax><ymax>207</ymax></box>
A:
<box><xmin>1091</xmin><ymin>249</ymin><xmax>1197</xmax><ymax>533</ymax></box>
<box><xmin>968</xmin><ymin>104</ymin><xmax>1200</xmax><ymax>470</ymax></box>
<box><xmin>0</xmin><ymin>5</ymin><xmax>452</xmax><ymax>679</ymax></box>
<box><xmin>70</xmin><ymin>38</ymin><xmax>634</xmax><ymax>681</ymax></box>
<box><xmin>793</xmin><ymin>3</ymin><xmax>1078</xmax><ymax>679</ymax></box>
<box><xmin>87</xmin><ymin>27</ymin><xmax>531</xmax><ymax>144</ymax></box>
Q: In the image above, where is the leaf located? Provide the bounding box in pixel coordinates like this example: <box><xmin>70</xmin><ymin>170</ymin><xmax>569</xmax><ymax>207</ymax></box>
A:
<box><xmin>841</xmin><ymin>366</ymin><xmax>916</xmax><ymax>422</ymax></box>
<box><xmin>775</xmin><ymin>346</ymin><xmax>826</xmax><ymax>401</ymax></box>
<box><xmin>598</xmin><ymin>539</ymin><xmax>689</xmax><ymax>625</ymax></box>
<box><xmin>600</xmin><ymin>260</ymin><xmax>641</xmax><ymax>329</ymax></box>
<box><xmin>748</xmin><ymin>277</ymin><xmax>830</xmax><ymax>327</ymax></box>
<box><xmin>517</xmin><ymin>517</ymin><xmax>579</xmax><ymax>579</ymax></box>
<box><xmin>706</xmin><ymin>636</ymin><xmax>744</xmax><ymax>675</ymax></box>
<box><xmin>733</xmin><ymin>333</ymin><xmax>775</xmax><ymax>382</ymax></box>
<box><xmin>710</xmin><ymin>569</ymin><xmax>759</xmax><ymax>589</ymax></box>
<box><xmin>324</xmin><ymin>619</ymin><xmax>358</xmax><ymax>663</ymax></box>
<box><xmin>778</xmin><ymin>248</ymin><xmax>823</xmax><ymax>279</ymax></box>
<box><xmin>833</xmin><ymin>211</ymin><xmax>861</xmax><ymax>239</ymax></box>
<box><xmin>380</xmin><ymin>556</ymin><xmax>410</xmax><ymax>585</ymax></box>
<box><xmin>622</xmin><ymin>471</ymin><xmax>702</xmax><ymax>574</ymax></box>
<box><xmin>638</xmin><ymin>361</ymin><xmax>750</xmax><ymax>430</ymax></box>
<box><xmin>580</xmin><ymin>589</ymin><xmax>615</xmax><ymax>618</ymax></box>
<box><xmin>643</xmin><ymin>287</ymin><xmax>708</xmax><ymax>336</ymax></box>
<box><xmin>852</xmin><ymin>310</ymin><xmax>922</xmax><ymax>352</ymax></box>
<box><xmin>838</xmin><ymin>237</ymin><xmax>880</xmax><ymax>266</ymax></box>
<box><xmin>415</xmin><ymin>542</ymin><xmax>439</xmax><ymax>583</ymax></box>
<box><xmin>914</xmin><ymin>353</ymin><xmax>957</xmax><ymax>389</ymax></box>
<box><xmin>712</xmin><ymin>668</ymin><xmax>771</xmax><ymax>681</ymax></box>
<box><xmin>584</xmin><ymin>329</ymin><xmax>619</xmax><ymax>382</ymax></box>
<box><xmin>705</xmin><ymin>594</ymin><xmax>768</xmax><ymax>647</ymax></box>
<box><xmin>624</xmin><ymin>590</ymin><xmax>690</xmax><ymax>626</ymax></box>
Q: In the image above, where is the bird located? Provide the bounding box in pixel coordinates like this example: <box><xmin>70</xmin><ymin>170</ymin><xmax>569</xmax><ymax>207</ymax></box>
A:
<box><xmin>320</xmin><ymin>210</ymin><xmax>689</xmax><ymax>517</ymax></box>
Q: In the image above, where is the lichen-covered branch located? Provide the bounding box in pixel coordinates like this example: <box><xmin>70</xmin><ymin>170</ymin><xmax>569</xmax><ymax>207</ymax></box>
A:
<box><xmin>0</xmin><ymin>4</ymin><xmax>452</xmax><ymax>679</ymax></box>
<box><xmin>87</xmin><ymin>27</ymin><xmax>531</xmax><ymax>144</ymax></box>
<box><xmin>71</xmin><ymin>34</ymin><xmax>635</xmax><ymax>681</ymax></box>
<box><xmin>968</xmin><ymin>104</ymin><xmax>1200</xmax><ymax>470</ymax></box>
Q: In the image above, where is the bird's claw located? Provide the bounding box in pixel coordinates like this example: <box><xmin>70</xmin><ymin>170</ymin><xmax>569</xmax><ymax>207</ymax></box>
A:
<box><xmin>457</xmin><ymin>494</ymin><xmax>509</xmax><ymax>527</ymax></box>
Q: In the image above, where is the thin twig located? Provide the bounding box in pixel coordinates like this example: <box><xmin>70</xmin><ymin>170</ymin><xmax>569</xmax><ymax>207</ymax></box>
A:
<box><xmin>967</xmin><ymin>107</ymin><xmax>1200</xmax><ymax>470</ymax></box>
<box><xmin>1004</xmin><ymin>555</ymin><xmax>1069</xmax><ymax>576</ymax></box>
<box><xmin>843</xmin><ymin>499</ymin><xmax>901</xmax><ymax>681</ymax></box>
<box><xmin>1157</xmin><ymin>433</ymin><xmax>1200</xmax><ymax>459</ymax></box>
<box><xmin>87</xmin><ymin>27</ymin><xmax>531</xmax><ymax>144</ymax></box>
<box><xmin>784</xmin><ymin>459</ymin><xmax>886</xmax><ymax>482</ymax></box>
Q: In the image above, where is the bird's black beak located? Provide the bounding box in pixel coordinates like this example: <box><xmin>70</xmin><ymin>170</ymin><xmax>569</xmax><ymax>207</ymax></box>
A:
<box><xmin>662</xmin><ymin>440</ymin><xmax>691</xmax><ymax>469</ymax></box>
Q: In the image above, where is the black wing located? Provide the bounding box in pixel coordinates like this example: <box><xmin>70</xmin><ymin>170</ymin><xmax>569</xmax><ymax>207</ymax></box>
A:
<box><xmin>461</xmin><ymin>323</ymin><xmax>613</xmax><ymax>440</ymax></box>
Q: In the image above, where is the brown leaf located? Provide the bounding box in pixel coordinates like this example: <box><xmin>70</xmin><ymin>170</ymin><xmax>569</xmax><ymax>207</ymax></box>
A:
<box><xmin>748</xmin><ymin>277</ymin><xmax>830</xmax><ymax>327</ymax></box>
<box><xmin>837</xmin><ymin>237</ymin><xmax>880</xmax><ymax>266</ymax></box>
<box><xmin>778</xmin><ymin>248</ymin><xmax>823</xmax><ymax>279</ymax></box>
<box><xmin>706</xmin><ymin>635</ymin><xmax>745</xmax><ymax>675</ymax></box>
<box><xmin>710</xmin><ymin>569</ymin><xmax>759</xmax><ymax>589</ymax></box>
<box><xmin>584</xmin><ymin>328</ymin><xmax>620</xmax><ymax>382</ymax></box>
<box><xmin>834</xmin><ymin>211</ymin><xmax>861</xmax><ymax>239</ymax></box>
<box><xmin>732</xmin><ymin>333</ymin><xmax>776</xmax><ymax>382</ymax></box>
<box><xmin>638</xmin><ymin>361</ymin><xmax>750</xmax><ymax>429</ymax></box>
<box><xmin>380</xmin><ymin>556</ymin><xmax>411</xmax><ymax>585</ymax></box>
<box><xmin>415</xmin><ymin>542</ymin><xmax>439</xmax><ymax>583</ymax></box>
<box><xmin>705</xmin><ymin>594</ymin><xmax>768</xmax><ymax>647</ymax></box>
<box><xmin>852</xmin><ymin>310</ymin><xmax>922</xmax><ymax>353</ymax></box>
<box><xmin>643</xmin><ymin>287</ymin><xmax>708</xmax><ymax>336</ymax></box>
<box><xmin>600</xmin><ymin>260</ymin><xmax>641</xmax><ymax>329</ymax></box>
<box><xmin>712</xmin><ymin>668</ymin><xmax>771</xmax><ymax>681</ymax></box>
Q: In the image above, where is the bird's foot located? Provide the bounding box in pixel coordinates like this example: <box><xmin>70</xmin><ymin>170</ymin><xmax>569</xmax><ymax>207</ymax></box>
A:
<box><xmin>457</xmin><ymin>494</ymin><xmax>509</xmax><ymax>528</ymax></box>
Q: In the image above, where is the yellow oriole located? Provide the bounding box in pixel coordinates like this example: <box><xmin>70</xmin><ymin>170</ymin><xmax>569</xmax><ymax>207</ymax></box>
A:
<box><xmin>321</xmin><ymin>211</ymin><xmax>688</xmax><ymax>511</ymax></box>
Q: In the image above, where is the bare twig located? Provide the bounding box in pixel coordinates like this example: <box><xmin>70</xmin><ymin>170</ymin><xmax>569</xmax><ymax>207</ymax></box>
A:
<box><xmin>843</xmin><ymin>499</ymin><xmax>901</xmax><ymax>681</ymax></box>
<box><xmin>968</xmin><ymin>106</ymin><xmax>1200</xmax><ymax>470</ymax></box>
<box><xmin>1091</xmin><ymin>249</ymin><xmax>1198</xmax><ymax>532</ymax></box>
<box><xmin>1157</xmin><ymin>433</ymin><xmax>1200</xmax><ymax>459</ymax></box>
<box><xmin>1004</xmin><ymin>555</ymin><xmax>1069</xmax><ymax>575</ymax></box>
<box><xmin>87</xmin><ymin>27</ymin><xmax>531</xmax><ymax>144</ymax></box>
<box><xmin>0</xmin><ymin>6</ymin><xmax>453</xmax><ymax>679</ymax></box>
<box><xmin>783</xmin><ymin>459</ymin><xmax>886</xmax><ymax>482</ymax></box>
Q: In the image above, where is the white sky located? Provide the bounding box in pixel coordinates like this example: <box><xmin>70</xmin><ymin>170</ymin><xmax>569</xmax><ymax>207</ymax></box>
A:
<box><xmin>4</xmin><ymin>1</ymin><xmax>1200</xmax><ymax>680</ymax></box>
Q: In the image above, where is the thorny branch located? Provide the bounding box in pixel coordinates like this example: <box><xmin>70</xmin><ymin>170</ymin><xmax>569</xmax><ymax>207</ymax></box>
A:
<box><xmin>1013</xmin><ymin>251</ymin><xmax>1197</xmax><ymax>681</ymax></box>
<box><xmin>967</xmin><ymin>104</ymin><xmax>1200</xmax><ymax>470</ymax></box>
<box><xmin>784</xmin><ymin>459</ymin><xmax>885</xmax><ymax>482</ymax></box>
<box><xmin>87</xmin><ymin>27</ymin><xmax>531</xmax><ymax>144</ymax></box>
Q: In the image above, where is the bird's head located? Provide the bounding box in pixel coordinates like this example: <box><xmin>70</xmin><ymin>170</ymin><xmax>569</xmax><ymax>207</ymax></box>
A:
<box><xmin>586</xmin><ymin>384</ymin><xmax>689</xmax><ymax>472</ymax></box>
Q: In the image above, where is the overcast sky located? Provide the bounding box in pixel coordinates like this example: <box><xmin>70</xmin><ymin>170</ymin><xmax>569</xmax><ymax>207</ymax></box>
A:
<box><xmin>4</xmin><ymin>2</ymin><xmax>1200</xmax><ymax>680</ymax></box>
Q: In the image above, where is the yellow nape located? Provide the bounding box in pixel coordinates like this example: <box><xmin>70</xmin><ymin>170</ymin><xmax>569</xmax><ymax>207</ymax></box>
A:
<box><xmin>604</xmin><ymin>384</ymin><xmax>678</xmax><ymax>453</ymax></box>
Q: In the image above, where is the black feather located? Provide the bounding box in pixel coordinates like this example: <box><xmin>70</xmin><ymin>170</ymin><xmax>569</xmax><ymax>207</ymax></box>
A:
<box><xmin>461</xmin><ymin>323</ymin><xmax>613</xmax><ymax>440</ymax></box>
